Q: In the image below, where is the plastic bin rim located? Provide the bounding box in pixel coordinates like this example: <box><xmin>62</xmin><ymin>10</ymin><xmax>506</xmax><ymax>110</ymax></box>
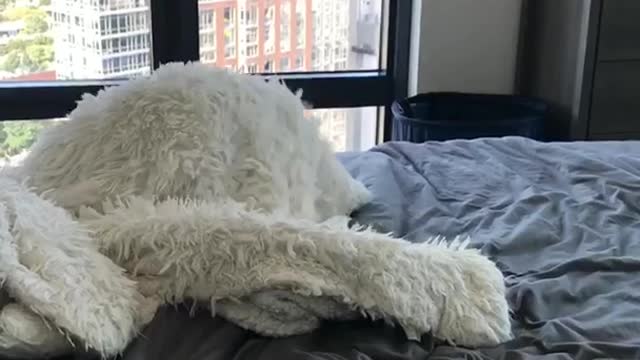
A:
<box><xmin>392</xmin><ymin>113</ymin><xmax>542</xmax><ymax>127</ymax></box>
<box><xmin>392</xmin><ymin>93</ymin><xmax>549</xmax><ymax>117</ymax></box>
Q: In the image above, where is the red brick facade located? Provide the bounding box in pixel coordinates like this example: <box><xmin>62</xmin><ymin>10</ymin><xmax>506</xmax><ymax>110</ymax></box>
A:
<box><xmin>199</xmin><ymin>0</ymin><xmax>312</xmax><ymax>72</ymax></box>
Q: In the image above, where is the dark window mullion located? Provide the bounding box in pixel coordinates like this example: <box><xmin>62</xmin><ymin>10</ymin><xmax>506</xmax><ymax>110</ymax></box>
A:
<box><xmin>0</xmin><ymin>73</ymin><xmax>389</xmax><ymax>120</ymax></box>
<box><xmin>0</xmin><ymin>82</ymin><xmax>113</xmax><ymax>120</ymax></box>
<box><xmin>285</xmin><ymin>72</ymin><xmax>390</xmax><ymax>109</ymax></box>
<box><xmin>383</xmin><ymin>0</ymin><xmax>413</xmax><ymax>142</ymax></box>
<box><xmin>150</xmin><ymin>0</ymin><xmax>199</xmax><ymax>67</ymax></box>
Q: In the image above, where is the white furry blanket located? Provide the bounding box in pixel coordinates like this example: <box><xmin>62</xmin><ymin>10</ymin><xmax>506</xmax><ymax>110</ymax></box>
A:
<box><xmin>0</xmin><ymin>63</ymin><xmax>511</xmax><ymax>358</ymax></box>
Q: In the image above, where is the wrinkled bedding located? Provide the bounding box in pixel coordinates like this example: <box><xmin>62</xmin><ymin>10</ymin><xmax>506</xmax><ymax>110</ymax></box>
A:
<box><xmin>342</xmin><ymin>137</ymin><xmax>640</xmax><ymax>359</ymax></box>
<box><xmin>75</xmin><ymin>136</ymin><xmax>640</xmax><ymax>360</ymax></box>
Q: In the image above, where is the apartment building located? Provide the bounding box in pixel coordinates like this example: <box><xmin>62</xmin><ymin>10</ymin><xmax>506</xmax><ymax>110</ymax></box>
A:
<box><xmin>51</xmin><ymin>0</ymin><xmax>151</xmax><ymax>79</ymax></box>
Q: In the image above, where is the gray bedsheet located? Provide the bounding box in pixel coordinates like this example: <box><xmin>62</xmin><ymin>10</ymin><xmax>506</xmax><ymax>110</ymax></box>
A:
<box><xmin>117</xmin><ymin>137</ymin><xmax>640</xmax><ymax>360</ymax></box>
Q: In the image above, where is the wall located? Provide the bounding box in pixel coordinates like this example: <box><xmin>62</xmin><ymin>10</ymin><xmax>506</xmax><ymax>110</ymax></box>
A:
<box><xmin>408</xmin><ymin>0</ymin><xmax>522</xmax><ymax>96</ymax></box>
<box><xmin>517</xmin><ymin>0</ymin><xmax>593</xmax><ymax>140</ymax></box>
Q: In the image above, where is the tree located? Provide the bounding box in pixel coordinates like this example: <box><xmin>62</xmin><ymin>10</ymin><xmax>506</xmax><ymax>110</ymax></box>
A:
<box><xmin>23</xmin><ymin>10</ymin><xmax>49</xmax><ymax>34</ymax></box>
<box><xmin>0</xmin><ymin>124</ymin><xmax>7</xmax><ymax>145</ymax></box>
<box><xmin>0</xmin><ymin>124</ymin><xmax>7</xmax><ymax>158</ymax></box>
<box><xmin>0</xmin><ymin>0</ymin><xmax>14</xmax><ymax>13</ymax></box>
<box><xmin>1</xmin><ymin>35</ymin><xmax>53</xmax><ymax>73</ymax></box>
<box><xmin>0</xmin><ymin>7</ymin><xmax>53</xmax><ymax>74</ymax></box>
<box><xmin>0</xmin><ymin>4</ymin><xmax>53</xmax><ymax>158</ymax></box>
<box><xmin>3</xmin><ymin>6</ymin><xmax>35</xmax><ymax>21</ymax></box>
<box><xmin>0</xmin><ymin>121</ymin><xmax>51</xmax><ymax>157</ymax></box>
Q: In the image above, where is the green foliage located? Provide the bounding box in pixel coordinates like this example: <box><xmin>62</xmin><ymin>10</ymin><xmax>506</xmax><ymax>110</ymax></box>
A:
<box><xmin>23</xmin><ymin>9</ymin><xmax>48</xmax><ymax>34</ymax></box>
<box><xmin>0</xmin><ymin>125</ymin><xmax>7</xmax><ymax>145</ymax></box>
<box><xmin>0</xmin><ymin>6</ymin><xmax>53</xmax><ymax>74</ymax></box>
<box><xmin>0</xmin><ymin>121</ymin><xmax>52</xmax><ymax>158</ymax></box>
<box><xmin>0</xmin><ymin>4</ymin><xmax>55</xmax><ymax>159</ymax></box>
<box><xmin>1</xmin><ymin>7</ymin><xmax>49</xmax><ymax>34</ymax></box>
<box><xmin>3</xmin><ymin>6</ymin><xmax>34</xmax><ymax>21</ymax></box>
<box><xmin>0</xmin><ymin>0</ymin><xmax>13</xmax><ymax>13</ymax></box>
<box><xmin>3</xmin><ymin>6</ymin><xmax>49</xmax><ymax>21</ymax></box>
<box><xmin>1</xmin><ymin>35</ymin><xmax>53</xmax><ymax>73</ymax></box>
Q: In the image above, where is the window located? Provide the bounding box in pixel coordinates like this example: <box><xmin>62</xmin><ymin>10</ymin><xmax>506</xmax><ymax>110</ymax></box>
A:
<box><xmin>223</xmin><ymin>7</ymin><xmax>236</xmax><ymax>59</ymax></box>
<box><xmin>295</xmin><ymin>3</ymin><xmax>305</xmax><ymax>49</ymax></box>
<box><xmin>264</xmin><ymin>59</ymin><xmax>273</xmax><ymax>72</ymax></box>
<box><xmin>1</xmin><ymin>0</ymin><xmax>411</xmax><ymax>160</ymax></box>
<box><xmin>201</xmin><ymin>0</ymin><xmax>386</xmax><ymax>74</ymax></box>
<box><xmin>280</xmin><ymin>57</ymin><xmax>289</xmax><ymax>72</ymax></box>
<box><xmin>102</xmin><ymin>52</ymin><xmax>150</xmax><ymax>76</ymax></box>
<box><xmin>100</xmin><ymin>13</ymin><xmax>148</xmax><ymax>36</ymax></box>
<box><xmin>224</xmin><ymin>8</ymin><xmax>234</xmax><ymax>23</ymax></box>
<box><xmin>101</xmin><ymin>34</ymin><xmax>149</xmax><ymax>55</ymax></box>
<box><xmin>307</xmin><ymin>107</ymin><xmax>377</xmax><ymax>152</ymax></box>
<box><xmin>294</xmin><ymin>54</ymin><xmax>304</xmax><ymax>70</ymax></box>
<box><xmin>198</xmin><ymin>8</ymin><xmax>216</xmax><ymax>62</ymax></box>
<box><xmin>225</xmin><ymin>45</ymin><xmax>235</xmax><ymax>59</ymax></box>
<box><xmin>0</xmin><ymin>119</ymin><xmax>64</xmax><ymax>166</ymax></box>
<box><xmin>199</xmin><ymin>10</ymin><xmax>214</xmax><ymax>30</ymax></box>
<box><xmin>246</xmin><ymin>44</ymin><xmax>258</xmax><ymax>57</ymax></box>
<box><xmin>246</xmin><ymin>28</ymin><xmax>257</xmax><ymax>43</ymax></box>
<box><xmin>245</xmin><ymin>5</ymin><xmax>258</xmax><ymax>26</ymax></box>
<box><xmin>280</xmin><ymin>1</ymin><xmax>290</xmax><ymax>52</ymax></box>
<box><xmin>264</xmin><ymin>3</ymin><xmax>275</xmax><ymax>54</ymax></box>
<box><xmin>201</xmin><ymin>50</ymin><xmax>215</xmax><ymax>63</ymax></box>
<box><xmin>200</xmin><ymin>33</ymin><xmax>215</xmax><ymax>49</ymax></box>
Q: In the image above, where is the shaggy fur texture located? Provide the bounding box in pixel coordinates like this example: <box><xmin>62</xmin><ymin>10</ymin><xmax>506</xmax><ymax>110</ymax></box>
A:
<box><xmin>0</xmin><ymin>178</ymin><xmax>156</xmax><ymax>358</ymax></box>
<box><xmin>78</xmin><ymin>197</ymin><xmax>511</xmax><ymax>346</ymax></box>
<box><xmin>18</xmin><ymin>62</ymin><xmax>370</xmax><ymax>221</ymax></box>
<box><xmin>1</xmin><ymin>62</ymin><xmax>512</xmax><ymax>357</ymax></box>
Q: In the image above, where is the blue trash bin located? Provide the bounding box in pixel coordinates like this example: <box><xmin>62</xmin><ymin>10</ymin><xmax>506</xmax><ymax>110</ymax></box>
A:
<box><xmin>391</xmin><ymin>92</ymin><xmax>548</xmax><ymax>142</ymax></box>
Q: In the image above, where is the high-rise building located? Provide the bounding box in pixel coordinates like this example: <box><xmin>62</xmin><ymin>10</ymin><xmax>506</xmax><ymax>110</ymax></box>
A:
<box><xmin>310</xmin><ymin>0</ymin><xmax>349</xmax><ymax>72</ymax></box>
<box><xmin>51</xmin><ymin>0</ymin><xmax>151</xmax><ymax>79</ymax></box>
<box><xmin>197</xmin><ymin>0</ymin><xmax>312</xmax><ymax>73</ymax></box>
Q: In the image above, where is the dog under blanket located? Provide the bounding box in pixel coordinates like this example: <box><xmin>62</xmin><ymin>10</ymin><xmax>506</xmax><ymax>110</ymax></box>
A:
<box><xmin>0</xmin><ymin>62</ymin><xmax>512</xmax><ymax>358</ymax></box>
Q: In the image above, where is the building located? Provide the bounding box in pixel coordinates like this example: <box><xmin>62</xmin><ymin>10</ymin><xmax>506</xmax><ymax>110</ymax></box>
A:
<box><xmin>4</xmin><ymin>70</ymin><xmax>56</xmax><ymax>81</ymax></box>
<box><xmin>51</xmin><ymin>0</ymin><xmax>151</xmax><ymax>79</ymax></box>
<box><xmin>197</xmin><ymin>0</ymin><xmax>312</xmax><ymax>74</ymax></box>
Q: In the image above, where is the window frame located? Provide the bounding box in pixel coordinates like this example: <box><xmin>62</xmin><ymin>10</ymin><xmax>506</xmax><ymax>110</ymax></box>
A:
<box><xmin>0</xmin><ymin>0</ymin><xmax>411</xmax><ymax>142</ymax></box>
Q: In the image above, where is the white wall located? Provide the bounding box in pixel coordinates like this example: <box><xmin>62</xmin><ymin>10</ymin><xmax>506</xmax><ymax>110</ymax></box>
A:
<box><xmin>408</xmin><ymin>0</ymin><xmax>522</xmax><ymax>95</ymax></box>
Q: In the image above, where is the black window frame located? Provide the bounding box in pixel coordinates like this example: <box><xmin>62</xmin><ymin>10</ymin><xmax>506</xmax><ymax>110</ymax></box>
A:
<box><xmin>0</xmin><ymin>0</ymin><xmax>411</xmax><ymax>142</ymax></box>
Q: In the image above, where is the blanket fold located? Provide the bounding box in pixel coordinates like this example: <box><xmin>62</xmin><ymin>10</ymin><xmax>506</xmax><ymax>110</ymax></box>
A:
<box><xmin>79</xmin><ymin>197</ymin><xmax>511</xmax><ymax>347</ymax></box>
<box><xmin>0</xmin><ymin>178</ymin><xmax>156</xmax><ymax>358</ymax></box>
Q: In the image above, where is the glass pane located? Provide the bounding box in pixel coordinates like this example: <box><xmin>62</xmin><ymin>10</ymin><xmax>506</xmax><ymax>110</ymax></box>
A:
<box><xmin>0</xmin><ymin>108</ymin><xmax>375</xmax><ymax>168</ymax></box>
<box><xmin>0</xmin><ymin>0</ymin><xmax>151</xmax><ymax>81</ymax></box>
<box><xmin>0</xmin><ymin>109</ymin><xmax>373</xmax><ymax>166</ymax></box>
<box><xmin>197</xmin><ymin>0</ymin><xmax>383</xmax><ymax>73</ymax></box>
<box><xmin>307</xmin><ymin>107</ymin><xmax>377</xmax><ymax>152</ymax></box>
<box><xmin>0</xmin><ymin>119</ymin><xmax>64</xmax><ymax>167</ymax></box>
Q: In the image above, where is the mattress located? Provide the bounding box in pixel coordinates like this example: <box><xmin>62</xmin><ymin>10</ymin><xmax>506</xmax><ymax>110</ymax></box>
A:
<box><xmin>115</xmin><ymin>137</ymin><xmax>640</xmax><ymax>360</ymax></box>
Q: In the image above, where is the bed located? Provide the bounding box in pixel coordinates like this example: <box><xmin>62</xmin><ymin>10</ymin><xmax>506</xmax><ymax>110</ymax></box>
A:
<box><xmin>108</xmin><ymin>136</ymin><xmax>640</xmax><ymax>359</ymax></box>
